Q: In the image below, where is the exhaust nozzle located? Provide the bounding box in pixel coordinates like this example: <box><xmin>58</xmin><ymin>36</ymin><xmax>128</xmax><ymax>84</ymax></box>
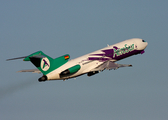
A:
<box><xmin>38</xmin><ymin>75</ymin><xmax>48</xmax><ymax>82</ymax></box>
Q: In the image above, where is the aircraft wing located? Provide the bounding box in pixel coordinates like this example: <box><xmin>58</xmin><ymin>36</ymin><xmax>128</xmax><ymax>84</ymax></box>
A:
<box><xmin>17</xmin><ymin>69</ymin><xmax>41</xmax><ymax>73</ymax></box>
<box><xmin>90</xmin><ymin>61</ymin><xmax>132</xmax><ymax>72</ymax></box>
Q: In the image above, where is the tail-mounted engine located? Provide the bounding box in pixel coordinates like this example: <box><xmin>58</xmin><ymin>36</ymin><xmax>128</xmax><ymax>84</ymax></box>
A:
<box><xmin>60</xmin><ymin>65</ymin><xmax>81</xmax><ymax>77</ymax></box>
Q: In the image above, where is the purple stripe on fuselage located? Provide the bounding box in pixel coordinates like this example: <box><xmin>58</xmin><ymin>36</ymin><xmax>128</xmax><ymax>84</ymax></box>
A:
<box><xmin>141</xmin><ymin>50</ymin><xmax>145</xmax><ymax>54</ymax></box>
<box><xmin>88</xmin><ymin>46</ymin><xmax>143</xmax><ymax>61</ymax></box>
<box><xmin>88</xmin><ymin>57</ymin><xmax>110</xmax><ymax>61</ymax></box>
<box><xmin>113</xmin><ymin>50</ymin><xmax>143</xmax><ymax>61</ymax></box>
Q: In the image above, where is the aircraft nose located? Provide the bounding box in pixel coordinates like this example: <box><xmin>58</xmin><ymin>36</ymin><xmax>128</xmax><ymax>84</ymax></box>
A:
<box><xmin>145</xmin><ymin>41</ymin><xmax>148</xmax><ymax>48</ymax></box>
<box><xmin>142</xmin><ymin>40</ymin><xmax>148</xmax><ymax>49</ymax></box>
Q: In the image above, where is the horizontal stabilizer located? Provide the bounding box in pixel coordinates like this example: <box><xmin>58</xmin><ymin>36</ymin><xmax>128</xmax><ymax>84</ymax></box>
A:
<box><xmin>6</xmin><ymin>56</ymin><xmax>27</xmax><ymax>61</ymax></box>
<box><xmin>17</xmin><ymin>69</ymin><xmax>41</xmax><ymax>73</ymax></box>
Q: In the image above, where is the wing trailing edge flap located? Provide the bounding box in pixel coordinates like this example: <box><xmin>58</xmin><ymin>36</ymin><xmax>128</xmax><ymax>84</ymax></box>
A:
<box><xmin>90</xmin><ymin>61</ymin><xmax>132</xmax><ymax>72</ymax></box>
<box><xmin>17</xmin><ymin>69</ymin><xmax>41</xmax><ymax>73</ymax></box>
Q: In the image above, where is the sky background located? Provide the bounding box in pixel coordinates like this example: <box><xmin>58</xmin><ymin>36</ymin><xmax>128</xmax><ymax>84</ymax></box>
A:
<box><xmin>0</xmin><ymin>0</ymin><xmax>168</xmax><ymax>120</ymax></box>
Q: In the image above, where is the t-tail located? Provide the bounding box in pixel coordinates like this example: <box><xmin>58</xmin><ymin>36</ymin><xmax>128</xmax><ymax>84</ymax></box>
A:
<box><xmin>24</xmin><ymin>51</ymin><xmax>70</xmax><ymax>81</ymax></box>
<box><xmin>7</xmin><ymin>51</ymin><xmax>70</xmax><ymax>82</ymax></box>
<box><xmin>24</xmin><ymin>51</ymin><xmax>54</xmax><ymax>75</ymax></box>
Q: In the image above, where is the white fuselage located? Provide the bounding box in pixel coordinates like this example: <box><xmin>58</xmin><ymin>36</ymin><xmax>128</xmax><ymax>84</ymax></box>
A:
<box><xmin>47</xmin><ymin>38</ymin><xmax>148</xmax><ymax>80</ymax></box>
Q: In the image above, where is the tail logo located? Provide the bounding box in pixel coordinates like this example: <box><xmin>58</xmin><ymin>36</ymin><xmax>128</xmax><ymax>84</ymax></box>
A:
<box><xmin>41</xmin><ymin>58</ymin><xmax>50</xmax><ymax>71</ymax></box>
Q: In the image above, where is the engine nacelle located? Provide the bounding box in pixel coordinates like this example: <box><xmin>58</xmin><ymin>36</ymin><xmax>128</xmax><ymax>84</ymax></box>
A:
<box><xmin>60</xmin><ymin>65</ymin><xmax>81</xmax><ymax>77</ymax></box>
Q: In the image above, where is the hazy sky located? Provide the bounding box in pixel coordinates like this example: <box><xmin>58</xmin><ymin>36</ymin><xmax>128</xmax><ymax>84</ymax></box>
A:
<box><xmin>1</xmin><ymin>1</ymin><xmax>168</xmax><ymax>120</ymax></box>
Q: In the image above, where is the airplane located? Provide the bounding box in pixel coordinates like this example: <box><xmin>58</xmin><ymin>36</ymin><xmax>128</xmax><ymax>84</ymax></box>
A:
<box><xmin>7</xmin><ymin>38</ymin><xmax>148</xmax><ymax>82</ymax></box>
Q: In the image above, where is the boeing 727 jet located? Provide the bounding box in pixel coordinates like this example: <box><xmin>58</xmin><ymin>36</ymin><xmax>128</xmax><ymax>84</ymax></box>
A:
<box><xmin>7</xmin><ymin>38</ymin><xmax>148</xmax><ymax>82</ymax></box>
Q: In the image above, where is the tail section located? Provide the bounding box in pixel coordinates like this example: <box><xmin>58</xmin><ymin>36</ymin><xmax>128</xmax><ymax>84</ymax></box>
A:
<box><xmin>24</xmin><ymin>51</ymin><xmax>70</xmax><ymax>75</ymax></box>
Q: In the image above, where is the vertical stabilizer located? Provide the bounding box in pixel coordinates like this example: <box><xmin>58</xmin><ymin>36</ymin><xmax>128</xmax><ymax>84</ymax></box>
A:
<box><xmin>23</xmin><ymin>51</ymin><xmax>70</xmax><ymax>75</ymax></box>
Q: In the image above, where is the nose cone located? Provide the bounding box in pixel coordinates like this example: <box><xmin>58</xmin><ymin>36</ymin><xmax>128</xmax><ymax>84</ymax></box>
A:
<box><xmin>144</xmin><ymin>41</ymin><xmax>148</xmax><ymax>49</ymax></box>
<box><xmin>140</xmin><ymin>41</ymin><xmax>148</xmax><ymax>54</ymax></box>
<box><xmin>141</xmin><ymin>39</ymin><xmax>148</xmax><ymax>50</ymax></box>
<box><xmin>135</xmin><ymin>39</ymin><xmax>148</xmax><ymax>50</ymax></box>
